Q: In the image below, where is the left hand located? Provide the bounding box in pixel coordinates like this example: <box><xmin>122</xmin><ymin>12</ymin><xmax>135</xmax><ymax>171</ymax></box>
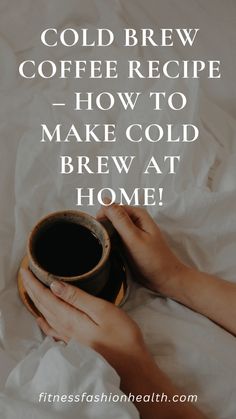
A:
<box><xmin>21</xmin><ymin>268</ymin><xmax>149</xmax><ymax>379</ymax></box>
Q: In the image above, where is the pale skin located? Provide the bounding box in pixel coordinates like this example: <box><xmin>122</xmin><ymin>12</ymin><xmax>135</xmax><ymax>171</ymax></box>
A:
<box><xmin>21</xmin><ymin>203</ymin><xmax>236</xmax><ymax>419</ymax></box>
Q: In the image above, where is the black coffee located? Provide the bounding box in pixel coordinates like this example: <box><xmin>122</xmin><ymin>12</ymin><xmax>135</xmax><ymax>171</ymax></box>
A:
<box><xmin>33</xmin><ymin>220</ymin><xmax>103</xmax><ymax>277</ymax></box>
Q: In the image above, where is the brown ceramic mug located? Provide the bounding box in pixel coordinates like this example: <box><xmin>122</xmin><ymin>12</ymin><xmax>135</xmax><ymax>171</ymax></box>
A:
<box><xmin>27</xmin><ymin>210</ymin><xmax>111</xmax><ymax>295</ymax></box>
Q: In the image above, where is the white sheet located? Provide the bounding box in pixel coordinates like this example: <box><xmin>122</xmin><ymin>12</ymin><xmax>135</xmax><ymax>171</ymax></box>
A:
<box><xmin>0</xmin><ymin>338</ymin><xmax>139</xmax><ymax>419</ymax></box>
<box><xmin>0</xmin><ymin>1</ymin><xmax>236</xmax><ymax>418</ymax></box>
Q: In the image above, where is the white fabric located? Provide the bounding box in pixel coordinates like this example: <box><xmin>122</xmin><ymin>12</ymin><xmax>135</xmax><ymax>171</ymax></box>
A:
<box><xmin>0</xmin><ymin>1</ymin><xmax>236</xmax><ymax>418</ymax></box>
<box><xmin>0</xmin><ymin>338</ymin><xmax>138</xmax><ymax>419</ymax></box>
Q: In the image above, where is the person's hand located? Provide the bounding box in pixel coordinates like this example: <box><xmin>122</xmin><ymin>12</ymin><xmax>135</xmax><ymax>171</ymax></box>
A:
<box><xmin>21</xmin><ymin>268</ymin><xmax>150</xmax><ymax>381</ymax></box>
<box><xmin>21</xmin><ymin>268</ymin><xmax>206</xmax><ymax>419</ymax></box>
<box><xmin>97</xmin><ymin>203</ymin><xmax>186</xmax><ymax>294</ymax></box>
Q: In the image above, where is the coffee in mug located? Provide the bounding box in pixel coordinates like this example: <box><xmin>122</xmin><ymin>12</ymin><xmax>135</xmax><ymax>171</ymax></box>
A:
<box><xmin>27</xmin><ymin>211</ymin><xmax>111</xmax><ymax>295</ymax></box>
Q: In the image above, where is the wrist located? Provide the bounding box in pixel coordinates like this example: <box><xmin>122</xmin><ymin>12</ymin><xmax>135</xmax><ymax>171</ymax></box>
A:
<box><xmin>119</xmin><ymin>348</ymin><xmax>157</xmax><ymax>394</ymax></box>
<box><xmin>156</xmin><ymin>261</ymin><xmax>190</xmax><ymax>298</ymax></box>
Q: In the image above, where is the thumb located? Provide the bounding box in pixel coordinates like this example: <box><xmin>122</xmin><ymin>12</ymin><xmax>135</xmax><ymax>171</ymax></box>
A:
<box><xmin>50</xmin><ymin>280</ymin><xmax>110</xmax><ymax>324</ymax></box>
<box><xmin>102</xmin><ymin>203</ymin><xmax>139</xmax><ymax>246</ymax></box>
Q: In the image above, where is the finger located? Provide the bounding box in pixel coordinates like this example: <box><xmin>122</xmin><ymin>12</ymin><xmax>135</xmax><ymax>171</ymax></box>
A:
<box><xmin>22</xmin><ymin>269</ymin><xmax>101</xmax><ymax>345</ymax></box>
<box><xmin>21</xmin><ymin>269</ymin><xmax>57</xmax><ymax>319</ymax></box>
<box><xmin>96</xmin><ymin>197</ymin><xmax>157</xmax><ymax>235</ymax></box>
<box><xmin>96</xmin><ymin>197</ymin><xmax>112</xmax><ymax>219</ymax></box>
<box><xmin>39</xmin><ymin>304</ymin><xmax>97</xmax><ymax>345</ymax></box>
<box><xmin>122</xmin><ymin>206</ymin><xmax>157</xmax><ymax>234</ymax></box>
<box><xmin>22</xmin><ymin>269</ymin><xmax>95</xmax><ymax>332</ymax></box>
<box><xmin>96</xmin><ymin>207</ymin><xmax>106</xmax><ymax>220</ymax></box>
<box><xmin>50</xmin><ymin>281</ymin><xmax>113</xmax><ymax>325</ymax></box>
<box><xmin>37</xmin><ymin>317</ymin><xmax>69</xmax><ymax>343</ymax></box>
<box><xmin>97</xmin><ymin>203</ymin><xmax>140</xmax><ymax>246</ymax></box>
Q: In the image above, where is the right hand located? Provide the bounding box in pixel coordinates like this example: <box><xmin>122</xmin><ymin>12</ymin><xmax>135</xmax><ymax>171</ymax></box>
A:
<box><xmin>97</xmin><ymin>203</ymin><xmax>185</xmax><ymax>294</ymax></box>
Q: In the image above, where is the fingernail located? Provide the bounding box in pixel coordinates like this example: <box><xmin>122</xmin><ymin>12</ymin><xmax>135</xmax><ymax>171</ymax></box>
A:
<box><xmin>103</xmin><ymin>197</ymin><xmax>112</xmax><ymax>206</ymax></box>
<box><xmin>50</xmin><ymin>281</ymin><xmax>66</xmax><ymax>296</ymax></box>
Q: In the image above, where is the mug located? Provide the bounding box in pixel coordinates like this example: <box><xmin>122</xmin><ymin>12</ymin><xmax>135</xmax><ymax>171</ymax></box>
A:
<box><xmin>27</xmin><ymin>210</ymin><xmax>112</xmax><ymax>295</ymax></box>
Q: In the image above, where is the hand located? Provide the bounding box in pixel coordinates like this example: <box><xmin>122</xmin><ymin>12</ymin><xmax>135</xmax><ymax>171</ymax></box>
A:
<box><xmin>21</xmin><ymin>265</ymin><xmax>206</xmax><ymax>419</ymax></box>
<box><xmin>97</xmin><ymin>203</ymin><xmax>186</xmax><ymax>294</ymax></box>
<box><xmin>21</xmin><ymin>268</ymin><xmax>150</xmax><ymax>381</ymax></box>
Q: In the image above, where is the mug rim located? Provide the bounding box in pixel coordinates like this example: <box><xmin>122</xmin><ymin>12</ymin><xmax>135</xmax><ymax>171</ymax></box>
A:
<box><xmin>27</xmin><ymin>210</ymin><xmax>111</xmax><ymax>282</ymax></box>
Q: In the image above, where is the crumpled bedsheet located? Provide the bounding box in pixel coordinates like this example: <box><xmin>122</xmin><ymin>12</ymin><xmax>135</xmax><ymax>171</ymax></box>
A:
<box><xmin>0</xmin><ymin>1</ymin><xmax>236</xmax><ymax>418</ymax></box>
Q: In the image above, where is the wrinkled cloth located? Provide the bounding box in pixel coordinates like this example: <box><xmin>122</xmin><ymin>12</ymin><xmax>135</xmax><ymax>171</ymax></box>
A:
<box><xmin>0</xmin><ymin>1</ymin><xmax>236</xmax><ymax>418</ymax></box>
<box><xmin>0</xmin><ymin>338</ymin><xmax>139</xmax><ymax>418</ymax></box>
